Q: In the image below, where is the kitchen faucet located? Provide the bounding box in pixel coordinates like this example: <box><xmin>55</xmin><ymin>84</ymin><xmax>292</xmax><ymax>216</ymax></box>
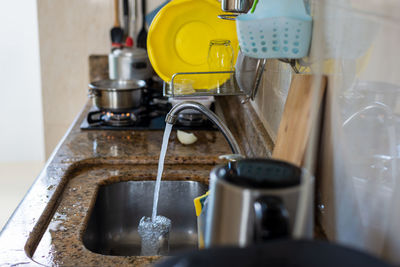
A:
<box><xmin>165</xmin><ymin>101</ymin><xmax>243</xmax><ymax>155</ymax></box>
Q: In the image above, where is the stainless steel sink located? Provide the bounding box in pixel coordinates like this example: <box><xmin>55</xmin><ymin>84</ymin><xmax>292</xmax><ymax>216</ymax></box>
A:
<box><xmin>82</xmin><ymin>180</ymin><xmax>207</xmax><ymax>256</ymax></box>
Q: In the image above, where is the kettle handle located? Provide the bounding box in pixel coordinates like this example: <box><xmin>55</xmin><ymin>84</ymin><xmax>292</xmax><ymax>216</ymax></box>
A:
<box><xmin>253</xmin><ymin>196</ymin><xmax>290</xmax><ymax>242</ymax></box>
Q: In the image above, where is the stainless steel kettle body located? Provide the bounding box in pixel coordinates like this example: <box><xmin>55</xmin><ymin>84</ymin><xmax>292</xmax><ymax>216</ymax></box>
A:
<box><xmin>108</xmin><ymin>48</ymin><xmax>154</xmax><ymax>81</ymax></box>
<box><xmin>205</xmin><ymin>159</ymin><xmax>314</xmax><ymax>248</ymax></box>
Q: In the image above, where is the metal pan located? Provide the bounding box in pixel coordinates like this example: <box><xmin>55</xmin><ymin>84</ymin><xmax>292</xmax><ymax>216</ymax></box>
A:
<box><xmin>88</xmin><ymin>79</ymin><xmax>146</xmax><ymax>111</ymax></box>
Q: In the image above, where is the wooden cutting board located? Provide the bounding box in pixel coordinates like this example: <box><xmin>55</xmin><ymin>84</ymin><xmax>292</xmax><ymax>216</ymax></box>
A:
<box><xmin>272</xmin><ymin>74</ymin><xmax>327</xmax><ymax>167</ymax></box>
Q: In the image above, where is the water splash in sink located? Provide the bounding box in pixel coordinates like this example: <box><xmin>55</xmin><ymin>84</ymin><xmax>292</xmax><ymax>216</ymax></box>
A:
<box><xmin>138</xmin><ymin>215</ymin><xmax>171</xmax><ymax>256</ymax></box>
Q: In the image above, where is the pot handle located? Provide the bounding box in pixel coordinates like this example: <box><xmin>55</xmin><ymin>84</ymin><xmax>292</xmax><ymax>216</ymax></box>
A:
<box><xmin>87</xmin><ymin>111</ymin><xmax>102</xmax><ymax>125</ymax></box>
<box><xmin>253</xmin><ymin>196</ymin><xmax>290</xmax><ymax>242</ymax></box>
<box><xmin>88</xmin><ymin>88</ymin><xmax>100</xmax><ymax>98</ymax></box>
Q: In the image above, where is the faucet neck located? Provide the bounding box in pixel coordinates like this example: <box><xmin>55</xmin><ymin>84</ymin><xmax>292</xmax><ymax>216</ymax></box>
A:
<box><xmin>165</xmin><ymin>101</ymin><xmax>243</xmax><ymax>155</ymax></box>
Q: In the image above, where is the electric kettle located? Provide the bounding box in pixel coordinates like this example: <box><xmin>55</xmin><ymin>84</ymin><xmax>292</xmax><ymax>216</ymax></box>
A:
<box><xmin>204</xmin><ymin>158</ymin><xmax>314</xmax><ymax>247</ymax></box>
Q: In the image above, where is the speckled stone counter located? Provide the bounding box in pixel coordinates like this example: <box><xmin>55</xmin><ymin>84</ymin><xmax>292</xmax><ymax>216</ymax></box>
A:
<box><xmin>0</xmin><ymin>102</ymin><xmax>233</xmax><ymax>266</ymax></box>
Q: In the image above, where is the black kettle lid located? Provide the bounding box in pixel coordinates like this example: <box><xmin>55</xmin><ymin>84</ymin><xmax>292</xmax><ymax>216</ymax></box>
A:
<box><xmin>217</xmin><ymin>158</ymin><xmax>302</xmax><ymax>189</ymax></box>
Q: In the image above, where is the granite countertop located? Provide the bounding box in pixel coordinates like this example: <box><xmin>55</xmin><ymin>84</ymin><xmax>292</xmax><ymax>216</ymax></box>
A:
<box><xmin>0</xmin><ymin>102</ymin><xmax>232</xmax><ymax>266</ymax></box>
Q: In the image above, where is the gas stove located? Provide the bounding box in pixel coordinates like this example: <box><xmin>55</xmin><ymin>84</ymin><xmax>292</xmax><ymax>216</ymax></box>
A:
<box><xmin>80</xmin><ymin>84</ymin><xmax>216</xmax><ymax>131</ymax></box>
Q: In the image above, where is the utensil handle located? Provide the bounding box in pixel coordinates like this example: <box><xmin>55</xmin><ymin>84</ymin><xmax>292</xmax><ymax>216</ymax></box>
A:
<box><xmin>131</xmin><ymin>0</ymin><xmax>138</xmax><ymax>39</ymax></box>
<box><xmin>141</xmin><ymin>0</ymin><xmax>146</xmax><ymax>26</ymax></box>
<box><xmin>123</xmin><ymin>0</ymin><xmax>129</xmax><ymax>15</ymax></box>
<box><xmin>114</xmin><ymin>0</ymin><xmax>120</xmax><ymax>27</ymax></box>
<box><xmin>123</xmin><ymin>0</ymin><xmax>129</xmax><ymax>35</ymax></box>
<box><xmin>253</xmin><ymin>196</ymin><xmax>289</xmax><ymax>242</ymax></box>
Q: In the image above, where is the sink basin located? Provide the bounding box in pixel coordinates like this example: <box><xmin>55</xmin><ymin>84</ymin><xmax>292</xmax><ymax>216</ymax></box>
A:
<box><xmin>83</xmin><ymin>180</ymin><xmax>208</xmax><ymax>256</ymax></box>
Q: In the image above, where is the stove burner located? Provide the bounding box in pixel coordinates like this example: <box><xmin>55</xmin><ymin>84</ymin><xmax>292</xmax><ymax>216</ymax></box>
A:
<box><xmin>80</xmin><ymin>82</ymin><xmax>217</xmax><ymax>131</ymax></box>
<box><xmin>86</xmin><ymin>106</ymin><xmax>151</xmax><ymax>127</ymax></box>
<box><xmin>101</xmin><ymin>111</ymin><xmax>138</xmax><ymax>126</ymax></box>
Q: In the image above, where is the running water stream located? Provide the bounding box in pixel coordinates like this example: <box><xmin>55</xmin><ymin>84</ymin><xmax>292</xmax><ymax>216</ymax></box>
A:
<box><xmin>138</xmin><ymin>123</ymin><xmax>173</xmax><ymax>255</ymax></box>
<box><xmin>152</xmin><ymin>123</ymin><xmax>173</xmax><ymax>221</ymax></box>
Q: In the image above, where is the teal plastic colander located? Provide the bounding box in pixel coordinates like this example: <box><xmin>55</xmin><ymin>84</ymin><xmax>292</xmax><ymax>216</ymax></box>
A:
<box><xmin>236</xmin><ymin>0</ymin><xmax>312</xmax><ymax>59</ymax></box>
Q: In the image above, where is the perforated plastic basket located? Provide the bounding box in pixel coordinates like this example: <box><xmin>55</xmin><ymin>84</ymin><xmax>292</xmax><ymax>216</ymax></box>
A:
<box><xmin>236</xmin><ymin>0</ymin><xmax>312</xmax><ymax>59</ymax></box>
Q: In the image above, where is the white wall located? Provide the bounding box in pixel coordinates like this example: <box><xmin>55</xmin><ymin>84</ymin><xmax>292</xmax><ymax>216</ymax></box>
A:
<box><xmin>0</xmin><ymin>0</ymin><xmax>44</xmax><ymax>162</ymax></box>
<box><xmin>0</xmin><ymin>0</ymin><xmax>45</xmax><ymax>230</ymax></box>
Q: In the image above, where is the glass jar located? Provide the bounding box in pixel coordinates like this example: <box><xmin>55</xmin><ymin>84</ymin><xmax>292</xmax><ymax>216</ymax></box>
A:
<box><xmin>207</xmin><ymin>40</ymin><xmax>234</xmax><ymax>91</ymax></box>
<box><xmin>207</xmin><ymin>39</ymin><xmax>234</xmax><ymax>71</ymax></box>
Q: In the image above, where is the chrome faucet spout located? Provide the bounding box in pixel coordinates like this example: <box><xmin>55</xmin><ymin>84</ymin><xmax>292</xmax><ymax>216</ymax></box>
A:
<box><xmin>165</xmin><ymin>101</ymin><xmax>242</xmax><ymax>155</ymax></box>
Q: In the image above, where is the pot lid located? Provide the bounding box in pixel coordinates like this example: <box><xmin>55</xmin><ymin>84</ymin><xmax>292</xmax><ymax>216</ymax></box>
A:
<box><xmin>89</xmin><ymin>79</ymin><xmax>146</xmax><ymax>91</ymax></box>
<box><xmin>112</xmin><ymin>47</ymin><xmax>148</xmax><ymax>58</ymax></box>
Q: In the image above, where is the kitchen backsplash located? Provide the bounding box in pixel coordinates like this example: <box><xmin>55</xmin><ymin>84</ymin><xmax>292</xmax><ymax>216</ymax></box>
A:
<box><xmin>252</xmin><ymin>60</ymin><xmax>293</xmax><ymax>142</ymax></box>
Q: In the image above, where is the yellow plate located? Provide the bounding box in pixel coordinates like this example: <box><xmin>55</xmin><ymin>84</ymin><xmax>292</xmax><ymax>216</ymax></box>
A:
<box><xmin>147</xmin><ymin>0</ymin><xmax>239</xmax><ymax>89</ymax></box>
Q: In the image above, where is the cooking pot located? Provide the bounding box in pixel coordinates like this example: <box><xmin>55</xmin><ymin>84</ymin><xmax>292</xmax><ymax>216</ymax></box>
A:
<box><xmin>88</xmin><ymin>79</ymin><xmax>146</xmax><ymax>111</ymax></box>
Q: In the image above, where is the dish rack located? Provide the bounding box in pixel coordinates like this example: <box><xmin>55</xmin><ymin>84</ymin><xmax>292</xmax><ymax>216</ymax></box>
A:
<box><xmin>163</xmin><ymin>71</ymin><xmax>246</xmax><ymax>97</ymax></box>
